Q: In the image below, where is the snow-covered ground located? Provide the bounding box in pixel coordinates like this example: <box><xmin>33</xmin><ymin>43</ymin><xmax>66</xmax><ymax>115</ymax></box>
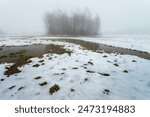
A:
<box><xmin>46</xmin><ymin>35</ymin><xmax>150</xmax><ymax>53</ymax></box>
<box><xmin>0</xmin><ymin>36</ymin><xmax>150</xmax><ymax>99</ymax></box>
<box><xmin>81</xmin><ymin>35</ymin><xmax>150</xmax><ymax>53</ymax></box>
<box><xmin>42</xmin><ymin>35</ymin><xmax>150</xmax><ymax>53</ymax></box>
<box><xmin>1</xmin><ymin>35</ymin><xmax>150</xmax><ymax>53</ymax></box>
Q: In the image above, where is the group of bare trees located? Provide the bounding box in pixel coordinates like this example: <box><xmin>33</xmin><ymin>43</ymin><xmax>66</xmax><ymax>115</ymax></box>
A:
<box><xmin>44</xmin><ymin>9</ymin><xmax>100</xmax><ymax>36</ymax></box>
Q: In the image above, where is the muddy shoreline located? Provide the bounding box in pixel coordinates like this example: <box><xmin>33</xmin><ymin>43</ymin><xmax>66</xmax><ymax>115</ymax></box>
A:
<box><xmin>0</xmin><ymin>44</ymin><xmax>72</xmax><ymax>76</ymax></box>
<box><xmin>54</xmin><ymin>39</ymin><xmax>150</xmax><ymax>60</ymax></box>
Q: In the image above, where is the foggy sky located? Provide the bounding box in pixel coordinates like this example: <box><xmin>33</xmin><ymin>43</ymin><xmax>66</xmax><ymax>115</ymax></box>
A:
<box><xmin>0</xmin><ymin>0</ymin><xmax>150</xmax><ymax>35</ymax></box>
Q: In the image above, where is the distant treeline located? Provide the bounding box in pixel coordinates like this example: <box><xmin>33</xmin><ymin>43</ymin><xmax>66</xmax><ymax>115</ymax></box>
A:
<box><xmin>44</xmin><ymin>9</ymin><xmax>100</xmax><ymax>36</ymax></box>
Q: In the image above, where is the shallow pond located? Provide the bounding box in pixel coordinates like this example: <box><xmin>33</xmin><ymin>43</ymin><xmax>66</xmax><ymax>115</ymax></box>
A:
<box><xmin>0</xmin><ymin>44</ymin><xmax>72</xmax><ymax>76</ymax></box>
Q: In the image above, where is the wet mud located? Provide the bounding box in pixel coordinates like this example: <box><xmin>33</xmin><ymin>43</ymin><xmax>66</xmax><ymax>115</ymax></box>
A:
<box><xmin>0</xmin><ymin>44</ymin><xmax>72</xmax><ymax>76</ymax></box>
<box><xmin>55</xmin><ymin>39</ymin><xmax>150</xmax><ymax>60</ymax></box>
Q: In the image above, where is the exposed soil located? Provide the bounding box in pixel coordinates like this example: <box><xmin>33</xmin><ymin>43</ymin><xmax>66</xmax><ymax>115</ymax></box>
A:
<box><xmin>98</xmin><ymin>73</ymin><xmax>110</xmax><ymax>76</ymax></box>
<box><xmin>18</xmin><ymin>87</ymin><xmax>24</xmax><ymax>90</ymax></box>
<box><xmin>49</xmin><ymin>84</ymin><xmax>60</xmax><ymax>95</ymax></box>
<box><xmin>71</xmin><ymin>88</ymin><xmax>75</xmax><ymax>92</ymax></box>
<box><xmin>103</xmin><ymin>89</ymin><xmax>110</xmax><ymax>95</ymax></box>
<box><xmin>33</xmin><ymin>64</ymin><xmax>40</xmax><ymax>67</ymax></box>
<box><xmin>86</xmin><ymin>70</ymin><xmax>95</xmax><ymax>73</ymax></box>
<box><xmin>1</xmin><ymin>38</ymin><xmax>150</xmax><ymax>77</ymax></box>
<box><xmin>0</xmin><ymin>44</ymin><xmax>72</xmax><ymax>77</ymax></box>
<box><xmin>34</xmin><ymin>76</ymin><xmax>42</xmax><ymax>80</ymax></box>
<box><xmin>55</xmin><ymin>39</ymin><xmax>150</xmax><ymax>60</ymax></box>
<box><xmin>8</xmin><ymin>85</ymin><xmax>16</xmax><ymax>89</ymax></box>
<box><xmin>123</xmin><ymin>70</ymin><xmax>129</xmax><ymax>73</ymax></box>
<box><xmin>39</xmin><ymin>82</ymin><xmax>48</xmax><ymax>86</ymax></box>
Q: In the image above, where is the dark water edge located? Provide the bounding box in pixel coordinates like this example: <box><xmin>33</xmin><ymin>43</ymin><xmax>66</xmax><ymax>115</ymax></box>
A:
<box><xmin>54</xmin><ymin>39</ymin><xmax>150</xmax><ymax>60</ymax></box>
<box><xmin>0</xmin><ymin>44</ymin><xmax>71</xmax><ymax>76</ymax></box>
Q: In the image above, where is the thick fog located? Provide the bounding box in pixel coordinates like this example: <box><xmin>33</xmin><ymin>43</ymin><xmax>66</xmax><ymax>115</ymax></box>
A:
<box><xmin>0</xmin><ymin>0</ymin><xmax>150</xmax><ymax>35</ymax></box>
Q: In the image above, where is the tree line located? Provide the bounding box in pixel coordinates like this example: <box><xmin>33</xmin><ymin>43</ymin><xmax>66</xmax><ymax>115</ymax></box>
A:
<box><xmin>44</xmin><ymin>9</ymin><xmax>100</xmax><ymax>36</ymax></box>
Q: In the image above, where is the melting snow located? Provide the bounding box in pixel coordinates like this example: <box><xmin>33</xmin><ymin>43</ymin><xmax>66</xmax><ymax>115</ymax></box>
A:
<box><xmin>0</xmin><ymin>36</ymin><xmax>150</xmax><ymax>99</ymax></box>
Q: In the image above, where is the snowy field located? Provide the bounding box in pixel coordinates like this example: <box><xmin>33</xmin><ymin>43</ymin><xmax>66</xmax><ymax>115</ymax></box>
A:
<box><xmin>1</xmin><ymin>35</ymin><xmax>150</xmax><ymax>53</ymax></box>
<box><xmin>0</xmin><ymin>36</ymin><xmax>150</xmax><ymax>99</ymax></box>
<box><xmin>40</xmin><ymin>35</ymin><xmax>150</xmax><ymax>53</ymax></box>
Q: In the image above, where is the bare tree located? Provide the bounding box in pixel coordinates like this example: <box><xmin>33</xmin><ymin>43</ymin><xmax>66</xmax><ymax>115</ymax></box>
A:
<box><xmin>44</xmin><ymin>9</ymin><xmax>100</xmax><ymax>36</ymax></box>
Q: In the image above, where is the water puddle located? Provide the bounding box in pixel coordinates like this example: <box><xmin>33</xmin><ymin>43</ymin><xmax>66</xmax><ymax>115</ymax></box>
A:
<box><xmin>55</xmin><ymin>39</ymin><xmax>150</xmax><ymax>60</ymax></box>
<box><xmin>0</xmin><ymin>44</ymin><xmax>72</xmax><ymax>77</ymax></box>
